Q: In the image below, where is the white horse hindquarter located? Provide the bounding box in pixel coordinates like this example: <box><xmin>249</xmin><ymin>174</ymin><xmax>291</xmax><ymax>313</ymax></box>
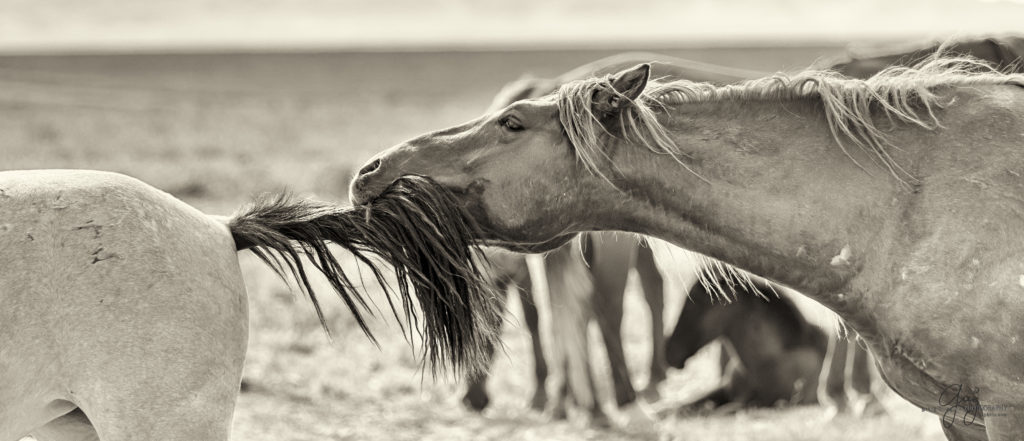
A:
<box><xmin>0</xmin><ymin>170</ymin><xmax>249</xmax><ymax>440</ymax></box>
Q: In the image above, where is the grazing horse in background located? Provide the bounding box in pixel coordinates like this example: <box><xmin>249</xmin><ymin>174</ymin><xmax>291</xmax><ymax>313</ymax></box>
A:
<box><xmin>350</xmin><ymin>53</ymin><xmax>1024</xmax><ymax>441</ymax></box>
<box><xmin>1</xmin><ymin>170</ymin><xmax>500</xmax><ymax>441</ymax></box>
<box><xmin>826</xmin><ymin>35</ymin><xmax>1024</xmax><ymax>79</ymax></box>
<box><xmin>665</xmin><ymin>275</ymin><xmax>829</xmax><ymax>412</ymax></box>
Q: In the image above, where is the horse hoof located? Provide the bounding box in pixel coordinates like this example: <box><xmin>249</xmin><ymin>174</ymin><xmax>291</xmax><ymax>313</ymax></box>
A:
<box><xmin>852</xmin><ymin>397</ymin><xmax>888</xmax><ymax>417</ymax></box>
<box><xmin>616</xmin><ymin>400</ymin><xmax>659</xmax><ymax>431</ymax></box>
<box><xmin>545</xmin><ymin>405</ymin><xmax>568</xmax><ymax>421</ymax></box>
<box><xmin>529</xmin><ymin>392</ymin><xmax>548</xmax><ymax>412</ymax></box>
<box><xmin>614</xmin><ymin>403</ymin><xmax>655</xmax><ymax>425</ymax></box>
<box><xmin>639</xmin><ymin>386</ymin><xmax>662</xmax><ymax>403</ymax></box>
<box><xmin>588</xmin><ymin>412</ymin><xmax>614</xmax><ymax>429</ymax></box>
<box><xmin>821</xmin><ymin>404</ymin><xmax>842</xmax><ymax>421</ymax></box>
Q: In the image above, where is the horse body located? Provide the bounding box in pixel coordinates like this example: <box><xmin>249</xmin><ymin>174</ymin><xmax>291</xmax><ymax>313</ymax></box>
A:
<box><xmin>0</xmin><ymin>170</ymin><xmax>247</xmax><ymax>440</ymax></box>
<box><xmin>350</xmin><ymin>56</ymin><xmax>1024</xmax><ymax>439</ymax></box>
<box><xmin>2</xmin><ymin>169</ymin><xmax>499</xmax><ymax>440</ymax></box>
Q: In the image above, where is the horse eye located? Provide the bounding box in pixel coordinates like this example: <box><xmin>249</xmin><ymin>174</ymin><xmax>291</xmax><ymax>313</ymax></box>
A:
<box><xmin>500</xmin><ymin>116</ymin><xmax>524</xmax><ymax>132</ymax></box>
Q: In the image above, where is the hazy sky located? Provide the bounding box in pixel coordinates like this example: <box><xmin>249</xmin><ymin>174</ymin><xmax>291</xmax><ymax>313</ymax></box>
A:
<box><xmin>2</xmin><ymin>0</ymin><xmax>1022</xmax><ymax>53</ymax></box>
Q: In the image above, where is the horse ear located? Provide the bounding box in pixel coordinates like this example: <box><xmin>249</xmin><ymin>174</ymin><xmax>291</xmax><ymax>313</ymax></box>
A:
<box><xmin>592</xmin><ymin>63</ymin><xmax>651</xmax><ymax>117</ymax></box>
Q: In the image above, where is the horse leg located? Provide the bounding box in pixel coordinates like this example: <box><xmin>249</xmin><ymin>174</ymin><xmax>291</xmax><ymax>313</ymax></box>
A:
<box><xmin>578</xmin><ymin>345</ymin><xmax>612</xmax><ymax>428</ymax></box>
<box><xmin>77</xmin><ymin>292</ymin><xmax>247</xmax><ymax>441</ymax></box>
<box><xmin>73</xmin><ymin>354</ymin><xmax>241</xmax><ymax>441</ymax></box>
<box><xmin>30</xmin><ymin>409</ymin><xmax>99</xmax><ymax>441</ymax></box>
<box><xmin>462</xmin><ymin>282</ymin><xmax>511</xmax><ymax>411</ymax></box>
<box><xmin>706</xmin><ymin>349</ymin><xmax>754</xmax><ymax>416</ymax></box>
<box><xmin>558</xmin><ymin>315</ymin><xmax>609</xmax><ymax>427</ymax></box>
<box><xmin>462</xmin><ymin>337</ymin><xmax>497</xmax><ymax>411</ymax></box>
<box><xmin>514</xmin><ymin>270</ymin><xmax>549</xmax><ymax>411</ymax></box>
<box><xmin>846</xmin><ymin>336</ymin><xmax>886</xmax><ymax>416</ymax></box>
<box><xmin>548</xmin><ymin>366</ymin><xmax>573</xmax><ymax>421</ymax></box>
<box><xmin>83</xmin><ymin>391</ymin><xmax>236</xmax><ymax>441</ymax></box>
<box><xmin>541</xmin><ymin>242</ymin><xmax>598</xmax><ymax>423</ymax></box>
<box><xmin>634</xmin><ymin>242</ymin><xmax>667</xmax><ymax>402</ymax></box>
<box><xmin>585</xmin><ymin>235</ymin><xmax>637</xmax><ymax>408</ymax></box>
<box><xmin>817</xmin><ymin>335</ymin><xmax>851</xmax><ymax>418</ymax></box>
<box><xmin>547</xmin><ymin>360</ymin><xmax>570</xmax><ymax>421</ymax></box>
<box><xmin>684</xmin><ymin>386</ymin><xmax>733</xmax><ymax>412</ymax></box>
<box><xmin>717</xmin><ymin>341</ymin><xmax>732</xmax><ymax>375</ymax></box>
<box><xmin>74</xmin><ymin>334</ymin><xmax>244</xmax><ymax>441</ymax></box>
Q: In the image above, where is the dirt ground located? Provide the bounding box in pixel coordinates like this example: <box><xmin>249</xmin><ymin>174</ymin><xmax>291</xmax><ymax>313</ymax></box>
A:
<box><xmin>2</xmin><ymin>46</ymin><xmax>947</xmax><ymax>440</ymax></box>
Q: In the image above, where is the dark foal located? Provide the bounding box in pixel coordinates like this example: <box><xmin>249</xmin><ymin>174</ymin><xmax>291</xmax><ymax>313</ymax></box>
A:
<box><xmin>665</xmin><ymin>277</ymin><xmax>829</xmax><ymax>412</ymax></box>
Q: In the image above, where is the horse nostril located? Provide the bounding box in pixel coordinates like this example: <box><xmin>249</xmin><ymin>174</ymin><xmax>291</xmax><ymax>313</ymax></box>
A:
<box><xmin>358</xmin><ymin>159</ymin><xmax>382</xmax><ymax>176</ymax></box>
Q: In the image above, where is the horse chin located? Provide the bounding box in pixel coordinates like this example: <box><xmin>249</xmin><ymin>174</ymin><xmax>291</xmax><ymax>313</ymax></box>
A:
<box><xmin>481</xmin><ymin>233</ymin><xmax>578</xmax><ymax>254</ymax></box>
<box><xmin>436</xmin><ymin>180</ymin><xmax>579</xmax><ymax>253</ymax></box>
<box><xmin>426</xmin><ymin>178</ymin><xmax>580</xmax><ymax>253</ymax></box>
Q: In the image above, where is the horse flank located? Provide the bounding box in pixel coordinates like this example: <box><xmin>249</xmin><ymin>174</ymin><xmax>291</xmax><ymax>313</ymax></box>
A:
<box><xmin>556</xmin><ymin>55</ymin><xmax>1024</xmax><ymax>186</ymax></box>
<box><xmin>228</xmin><ymin>176</ymin><xmax>503</xmax><ymax>377</ymax></box>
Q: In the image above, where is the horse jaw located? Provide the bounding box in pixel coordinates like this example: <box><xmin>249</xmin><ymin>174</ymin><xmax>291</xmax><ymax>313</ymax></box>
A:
<box><xmin>481</xmin><ymin>233</ymin><xmax>577</xmax><ymax>253</ymax></box>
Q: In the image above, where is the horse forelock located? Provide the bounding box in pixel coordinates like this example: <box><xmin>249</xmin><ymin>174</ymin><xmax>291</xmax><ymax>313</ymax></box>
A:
<box><xmin>555</xmin><ymin>54</ymin><xmax>1024</xmax><ymax>186</ymax></box>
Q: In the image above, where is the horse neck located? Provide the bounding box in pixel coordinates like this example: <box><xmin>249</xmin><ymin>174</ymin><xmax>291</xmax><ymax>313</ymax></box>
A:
<box><xmin>672</xmin><ymin>299</ymin><xmax>721</xmax><ymax>357</ymax></box>
<box><xmin>606</xmin><ymin>97</ymin><xmax>905</xmax><ymax>313</ymax></box>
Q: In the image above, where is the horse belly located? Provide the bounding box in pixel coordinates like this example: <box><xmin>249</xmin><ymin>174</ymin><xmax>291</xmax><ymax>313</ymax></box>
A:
<box><xmin>0</xmin><ymin>170</ymin><xmax>249</xmax><ymax>433</ymax></box>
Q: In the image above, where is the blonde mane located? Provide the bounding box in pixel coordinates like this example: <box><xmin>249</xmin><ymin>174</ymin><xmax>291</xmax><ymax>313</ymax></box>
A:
<box><xmin>557</xmin><ymin>54</ymin><xmax>1024</xmax><ymax>307</ymax></box>
<box><xmin>557</xmin><ymin>55</ymin><xmax>1024</xmax><ymax>185</ymax></box>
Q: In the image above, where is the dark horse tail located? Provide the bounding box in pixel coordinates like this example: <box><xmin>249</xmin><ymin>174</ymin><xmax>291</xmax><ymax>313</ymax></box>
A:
<box><xmin>225</xmin><ymin>176</ymin><xmax>502</xmax><ymax>377</ymax></box>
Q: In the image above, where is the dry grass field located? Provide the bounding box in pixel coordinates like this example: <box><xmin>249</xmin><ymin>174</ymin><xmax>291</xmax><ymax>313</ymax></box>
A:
<box><xmin>2</xmin><ymin>47</ymin><xmax>948</xmax><ymax>440</ymax></box>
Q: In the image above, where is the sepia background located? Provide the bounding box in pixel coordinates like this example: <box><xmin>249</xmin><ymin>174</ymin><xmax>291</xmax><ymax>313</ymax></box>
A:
<box><xmin>5</xmin><ymin>1</ymin><xmax>1022</xmax><ymax>439</ymax></box>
